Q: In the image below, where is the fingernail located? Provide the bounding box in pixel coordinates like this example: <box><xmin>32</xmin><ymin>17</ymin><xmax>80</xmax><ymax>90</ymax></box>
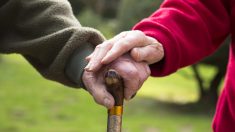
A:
<box><xmin>84</xmin><ymin>62</ymin><xmax>91</xmax><ymax>69</ymax></box>
<box><xmin>101</xmin><ymin>57</ymin><xmax>107</xmax><ymax>64</ymax></box>
<box><xmin>126</xmin><ymin>93</ymin><xmax>137</xmax><ymax>100</ymax></box>
<box><xmin>131</xmin><ymin>93</ymin><xmax>137</xmax><ymax>99</ymax></box>
<box><xmin>84</xmin><ymin>62</ymin><xmax>93</xmax><ymax>71</ymax></box>
<box><xmin>88</xmin><ymin>63</ymin><xmax>95</xmax><ymax>71</ymax></box>
<box><xmin>126</xmin><ymin>96</ymin><xmax>132</xmax><ymax>101</ymax></box>
<box><xmin>104</xmin><ymin>98</ymin><xmax>111</xmax><ymax>108</ymax></box>
<box><xmin>101</xmin><ymin>53</ymin><xmax>111</xmax><ymax>64</ymax></box>
<box><xmin>84</xmin><ymin>65</ymin><xmax>90</xmax><ymax>71</ymax></box>
<box><xmin>85</xmin><ymin>57</ymin><xmax>90</xmax><ymax>62</ymax></box>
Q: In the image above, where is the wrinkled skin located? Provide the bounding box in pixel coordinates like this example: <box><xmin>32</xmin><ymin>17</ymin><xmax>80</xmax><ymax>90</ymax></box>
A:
<box><xmin>82</xmin><ymin>54</ymin><xmax>150</xmax><ymax>109</ymax></box>
<box><xmin>83</xmin><ymin>30</ymin><xmax>164</xmax><ymax>108</ymax></box>
<box><xmin>85</xmin><ymin>30</ymin><xmax>164</xmax><ymax>72</ymax></box>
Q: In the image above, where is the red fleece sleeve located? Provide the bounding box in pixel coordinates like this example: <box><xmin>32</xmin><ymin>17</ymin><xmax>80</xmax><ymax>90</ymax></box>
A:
<box><xmin>133</xmin><ymin>0</ymin><xmax>230</xmax><ymax>76</ymax></box>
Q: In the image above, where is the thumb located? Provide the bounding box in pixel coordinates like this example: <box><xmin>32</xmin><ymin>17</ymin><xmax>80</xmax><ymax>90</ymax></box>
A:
<box><xmin>130</xmin><ymin>43</ymin><xmax>164</xmax><ymax>64</ymax></box>
<box><xmin>82</xmin><ymin>71</ymin><xmax>115</xmax><ymax>109</ymax></box>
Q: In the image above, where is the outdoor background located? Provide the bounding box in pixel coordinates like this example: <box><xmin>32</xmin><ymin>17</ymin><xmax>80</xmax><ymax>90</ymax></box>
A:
<box><xmin>0</xmin><ymin>0</ymin><xmax>229</xmax><ymax>132</ymax></box>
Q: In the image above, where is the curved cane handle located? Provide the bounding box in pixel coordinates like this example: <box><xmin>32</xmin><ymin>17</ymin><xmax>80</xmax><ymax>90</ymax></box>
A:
<box><xmin>104</xmin><ymin>69</ymin><xmax>124</xmax><ymax>106</ymax></box>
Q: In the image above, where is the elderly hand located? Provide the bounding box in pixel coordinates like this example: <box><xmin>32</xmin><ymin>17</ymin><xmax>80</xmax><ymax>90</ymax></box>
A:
<box><xmin>82</xmin><ymin>54</ymin><xmax>150</xmax><ymax>109</ymax></box>
<box><xmin>85</xmin><ymin>30</ymin><xmax>164</xmax><ymax>72</ymax></box>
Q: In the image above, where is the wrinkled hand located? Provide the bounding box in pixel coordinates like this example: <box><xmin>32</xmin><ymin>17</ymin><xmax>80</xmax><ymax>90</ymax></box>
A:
<box><xmin>82</xmin><ymin>54</ymin><xmax>150</xmax><ymax>109</ymax></box>
<box><xmin>85</xmin><ymin>30</ymin><xmax>164</xmax><ymax>72</ymax></box>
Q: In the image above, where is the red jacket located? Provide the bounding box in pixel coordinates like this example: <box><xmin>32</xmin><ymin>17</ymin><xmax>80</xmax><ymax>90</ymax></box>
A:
<box><xmin>133</xmin><ymin>0</ymin><xmax>234</xmax><ymax>131</ymax></box>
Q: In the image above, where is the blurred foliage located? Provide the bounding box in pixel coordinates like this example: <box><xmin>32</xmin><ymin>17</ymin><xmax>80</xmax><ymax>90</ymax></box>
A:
<box><xmin>83</xmin><ymin>0</ymin><xmax>120</xmax><ymax>18</ymax></box>
<box><xmin>68</xmin><ymin>0</ymin><xmax>120</xmax><ymax>18</ymax></box>
<box><xmin>68</xmin><ymin>0</ymin><xmax>85</xmax><ymax>14</ymax></box>
<box><xmin>116</xmin><ymin>0</ymin><xmax>163</xmax><ymax>32</ymax></box>
<box><xmin>77</xmin><ymin>9</ymin><xmax>103</xmax><ymax>29</ymax></box>
<box><xmin>77</xmin><ymin>9</ymin><xmax>117</xmax><ymax>38</ymax></box>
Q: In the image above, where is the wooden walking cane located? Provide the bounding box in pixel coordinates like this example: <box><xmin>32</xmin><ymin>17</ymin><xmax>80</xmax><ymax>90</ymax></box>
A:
<box><xmin>105</xmin><ymin>69</ymin><xmax>124</xmax><ymax>132</ymax></box>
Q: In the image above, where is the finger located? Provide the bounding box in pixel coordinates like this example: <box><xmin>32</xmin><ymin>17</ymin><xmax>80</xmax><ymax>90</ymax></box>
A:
<box><xmin>85</xmin><ymin>52</ymin><xmax>94</xmax><ymax>62</ymax></box>
<box><xmin>85</xmin><ymin>41</ymin><xmax>112</xmax><ymax>72</ymax></box>
<box><xmin>136</xmin><ymin>62</ymin><xmax>151</xmax><ymax>87</ymax></box>
<box><xmin>85</xmin><ymin>32</ymin><xmax>128</xmax><ymax>72</ymax></box>
<box><xmin>125</xmin><ymin>62</ymin><xmax>150</xmax><ymax>100</ymax></box>
<box><xmin>101</xmin><ymin>30</ymin><xmax>153</xmax><ymax>64</ymax></box>
<box><xmin>130</xmin><ymin>42</ymin><xmax>164</xmax><ymax>64</ymax></box>
<box><xmin>123</xmin><ymin>67</ymin><xmax>140</xmax><ymax>100</ymax></box>
<box><xmin>91</xmin><ymin>85</ymin><xmax>115</xmax><ymax>109</ymax></box>
<box><xmin>130</xmin><ymin>93</ymin><xmax>137</xmax><ymax>99</ymax></box>
<box><xmin>112</xmin><ymin>60</ymin><xmax>140</xmax><ymax>100</ymax></box>
<box><xmin>108</xmin><ymin>54</ymin><xmax>151</xmax><ymax>100</ymax></box>
<box><xmin>82</xmin><ymin>71</ymin><xmax>115</xmax><ymax>109</ymax></box>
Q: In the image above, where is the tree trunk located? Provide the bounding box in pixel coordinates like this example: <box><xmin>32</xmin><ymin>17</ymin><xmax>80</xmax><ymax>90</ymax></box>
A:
<box><xmin>191</xmin><ymin>65</ymin><xmax>224</xmax><ymax>105</ymax></box>
<box><xmin>207</xmin><ymin>69</ymin><xmax>224</xmax><ymax>104</ymax></box>
<box><xmin>191</xmin><ymin>65</ymin><xmax>206</xmax><ymax>98</ymax></box>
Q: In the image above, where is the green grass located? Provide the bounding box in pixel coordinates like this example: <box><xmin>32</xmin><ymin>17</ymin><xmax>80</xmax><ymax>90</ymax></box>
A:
<box><xmin>0</xmin><ymin>55</ymin><xmax>214</xmax><ymax>132</ymax></box>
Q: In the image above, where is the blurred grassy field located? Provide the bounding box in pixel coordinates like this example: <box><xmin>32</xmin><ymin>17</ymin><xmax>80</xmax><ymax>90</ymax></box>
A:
<box><xmin>0</xmin><ymin>54</ymin><xmax>215</xmax><ymax>132</ymax></box>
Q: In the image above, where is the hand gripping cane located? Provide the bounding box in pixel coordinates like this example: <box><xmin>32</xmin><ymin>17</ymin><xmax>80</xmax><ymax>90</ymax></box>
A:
<box><xmin>105</xmin><ymin>69</ymin><xmax>124</xmax><ymax>132</ymax></box>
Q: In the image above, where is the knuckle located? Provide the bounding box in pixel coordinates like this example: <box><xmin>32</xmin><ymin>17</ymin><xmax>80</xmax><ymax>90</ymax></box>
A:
<box><xmin>119</xmin><ymin>31</ymin><xmax>128</xmax><ymax>37</ymax></box>
<box><xmin>137</xmin><ymin>64</ymin><xmax>150</xmax><ymax>82</ymax></box>
<box><xmin>132</xmin><ymin>30</ymin><xmax>146</xmax><ymax>43</ymax></box>
<box><xmin>134</xmin><ymin>30</ymin><xmax>145</xmax><ymax>37</ymax></box>
<box><xmin>103</xmin><ymin>40</ymin><xmax>112</xmax><ymax>46</ymax></box>
<box><xmin>155</xmin><ymin>42</ymin><xmax>164</xmax><ymax>51</ymax></box>
<box><xmin>142</xmin><ymin>63</ymin><xmax>151</xmax><ymax>77</ymax></box>
<box><xmin>95</xmin><ymin>45</ymin><xmax>102</xmax><ymax>50</ymax></box>
<box><xmin>120</xmin><ymin>31</ymin><xmax>127</xmax><ymax>35</ymax></box>
<box><xmin>127</xmin><ymin>68</ymin><xmax>138</xmax><ymax>77</ymax></box>
<box><xmin>96</xmin><ymin>44</ymin><xmax>105</xmax><ymax>49</ymax></box>
<box><xmin>125</xmin><ymin>36</ymin><xmax>136</xmax><ymax>43</ymax></box>
<box><xmin>92</xmin><ymin>92</ymin><xmax>103</xmax><ymax>104</ymax></box>
<box><xmin>132</xmin><ymin>49</ymin><xmax>142</xmax><ymax>61</ymax></box>
<box><xmin>120</xmin><ymin>40</ymin><xmax>130</xmax><ymax>49</ymax></box>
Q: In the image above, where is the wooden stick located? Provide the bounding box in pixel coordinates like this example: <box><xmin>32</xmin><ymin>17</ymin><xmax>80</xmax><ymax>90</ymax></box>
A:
<box><xmin>105</xmin><ymin>69</ymin><xmax>124</xmax><ymax>132</ymax></box>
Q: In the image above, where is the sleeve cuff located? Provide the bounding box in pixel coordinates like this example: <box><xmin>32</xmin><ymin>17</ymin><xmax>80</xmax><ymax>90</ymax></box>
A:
<box><xmin>65</xmin><ymin>42</ymin><xmax>94</xmax><ymax>88</ymax></box>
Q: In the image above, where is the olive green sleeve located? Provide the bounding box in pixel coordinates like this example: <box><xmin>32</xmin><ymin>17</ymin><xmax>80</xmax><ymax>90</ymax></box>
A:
<box><xmin>65</xmin><ymin>42</ymin><xmax>94</xmax><ymax>88</ymax></box>
<box><xmin>0</xmin><ymin>0</ymin><xmax>105</xmax><ymax>88</ymax></box>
